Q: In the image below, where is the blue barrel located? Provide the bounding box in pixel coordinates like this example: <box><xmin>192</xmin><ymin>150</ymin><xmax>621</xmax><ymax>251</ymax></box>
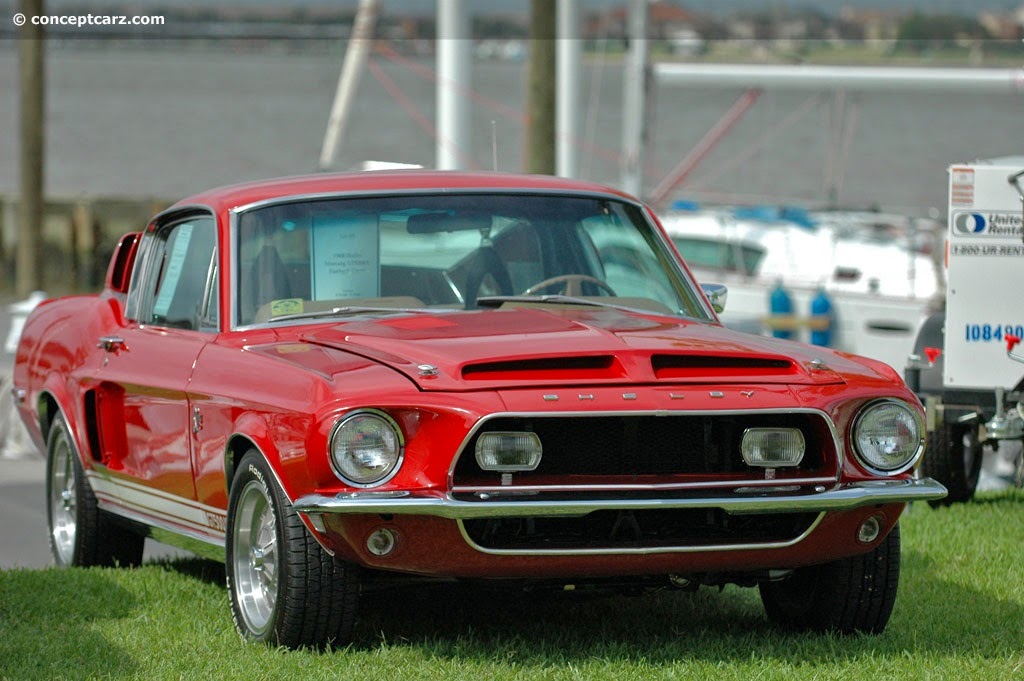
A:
<box><xmin>809</xmin><ymin>288</ymin><xmax>834</xmax><ymax>347</ymax></box>
<box><xmin>769</xmin><ymin>281</ymin><xmax>793</xmax><ymax>339</ymax></box>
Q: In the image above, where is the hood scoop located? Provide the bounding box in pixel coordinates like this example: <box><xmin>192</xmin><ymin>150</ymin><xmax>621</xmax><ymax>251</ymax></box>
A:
<box><xmin>652</xmin><ymin>354</ymin><xmax>798</xmax><ymax>380</ymax></box>
<box><xmin>462</xmin><ymin>355</ymin><xmax>624</xmax><ymax>382</ymax></box>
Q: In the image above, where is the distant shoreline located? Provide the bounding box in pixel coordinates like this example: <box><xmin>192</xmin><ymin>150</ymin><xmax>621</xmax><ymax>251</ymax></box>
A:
<box><xmin>2</xmin><ymin>37</ymin><xmax>1022</xmax><ymax>69</ymax></box>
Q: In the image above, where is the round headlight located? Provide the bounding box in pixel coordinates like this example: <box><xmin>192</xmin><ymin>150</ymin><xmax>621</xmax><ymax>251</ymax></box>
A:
<box><xmin>329</xmin><ymin>410</ymin><xmax>404</xmax><ymax>487</ymax></box>
<box><xmin>852</xmin><ymin>400</ymin><xmax>923</xmax><ymax>474</ymax></box>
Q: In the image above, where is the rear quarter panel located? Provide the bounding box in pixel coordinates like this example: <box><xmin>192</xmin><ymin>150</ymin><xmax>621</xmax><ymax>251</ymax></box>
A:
<box><xmin>13</xmin><ymin>294</ymin><xmax>120</xmax><ymax>456</ymax></box>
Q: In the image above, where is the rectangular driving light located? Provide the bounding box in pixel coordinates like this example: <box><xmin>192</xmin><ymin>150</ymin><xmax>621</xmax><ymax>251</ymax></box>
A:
<box><xmin>741</xmin><ymin>428</ymin><xmax>805</xmax><ymax>467</ymax></box>
<box><xmin>475</xmin><ymin>432</ymin><xmax>543</xmax><ymax>472</ymax></box>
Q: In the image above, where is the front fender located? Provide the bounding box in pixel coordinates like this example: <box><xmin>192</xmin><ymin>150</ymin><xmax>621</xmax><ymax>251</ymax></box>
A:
<box><xmin>225</xmin><ymin>409</ymin><xmax>324</xmax><ymax>505</ymax></box>
<box><xmin>224</xmin><ymin>414</ymin><xmax>338</xmax><ymax>556</ymax></box>
<box><xmin>226</xmin><ymin>411</ymin><xmax>277</xmax><ymax>489</ymax></box>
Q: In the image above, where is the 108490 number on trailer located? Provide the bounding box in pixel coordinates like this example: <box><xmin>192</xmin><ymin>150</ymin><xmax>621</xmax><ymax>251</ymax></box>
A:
<box><xmin>963</xmin><ymin>324</ymin><xmax>1024</xmax><ymax>343</ymax></box>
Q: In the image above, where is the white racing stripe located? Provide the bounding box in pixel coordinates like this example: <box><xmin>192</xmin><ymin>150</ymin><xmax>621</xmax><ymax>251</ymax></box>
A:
<box><xmin>87</xmin><ymin>470</ymin><xmax>227</xmax><ymax>541</ymax></box>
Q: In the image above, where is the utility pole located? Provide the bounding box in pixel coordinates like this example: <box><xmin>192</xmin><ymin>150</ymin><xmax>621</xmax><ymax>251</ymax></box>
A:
<box><xmin>18</xmin><ymin>0</ymin><xmax>45</xmax><ymax>295</ymax></box>
<box><xmin>319</xmin><ymin>0</ymin><xmax>380</xmax><ymax>171</ymax></box>
<box><xmin>556</xmin><ymin>0</ymin><xmax>581</xmax><ymax>179</ymax></box>
<box><xmin>525</xmin><ymin>0</ymin><xmax>555</xmax><ymax>175</ymax></box>
<box><xmin>620</xmin><ymin>0</ymin><xmax>648</xmax><ymax>198</ymax></box>
<box><xmin>436</xmin><ymin>0</ymin><xmax>471</xmax><ymax>170</ymax></box>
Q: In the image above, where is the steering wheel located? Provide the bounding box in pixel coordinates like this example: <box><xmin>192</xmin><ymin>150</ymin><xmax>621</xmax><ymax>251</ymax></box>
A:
<box><xmin>523</xmin><ymin>274</ymin><xmax>617</xmax><ymax>297</ymax></box>
<box><xmin>463</xmin><ymin>247</ymin><xmax>513</xmax><ymax>309</ymax></box>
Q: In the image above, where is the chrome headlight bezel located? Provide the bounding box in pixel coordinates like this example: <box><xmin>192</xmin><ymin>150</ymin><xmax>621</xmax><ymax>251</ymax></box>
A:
<box><xmin>328</xmin><ymin>409</ymin><xmax>405</xmax><ymax>488</ymax></box>
<box><xmin>851</xmin><ymin>399</ymin><xmax>924</xmax><ymax>475</ymax></box>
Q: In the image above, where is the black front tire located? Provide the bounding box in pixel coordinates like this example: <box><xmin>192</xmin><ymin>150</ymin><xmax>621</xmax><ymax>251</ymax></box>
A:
<box><xmin>226</xmin><ymin>451</ymin><xmax>360</xmax><ymax>648</ymax></box>
<box><xmin>759</xmin><ymin>524</ymin><xmax>901</xmax><ymax>634</ymax></box>
<box><xmin>922</xmin><ymin>422</ymin><xmax>982</xmax><ymax>506</ymax></box>
<box><xmin>45</xmin><ymin>414</ymin><xmax>145</xmax><ymax>568</ymax></box>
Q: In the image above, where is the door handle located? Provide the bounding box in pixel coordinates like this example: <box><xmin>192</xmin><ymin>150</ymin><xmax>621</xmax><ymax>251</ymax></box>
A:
<box><xmin>97</xmin><ymin>336</ymin><xmax>126</xmax><ymax>352</ymax></box>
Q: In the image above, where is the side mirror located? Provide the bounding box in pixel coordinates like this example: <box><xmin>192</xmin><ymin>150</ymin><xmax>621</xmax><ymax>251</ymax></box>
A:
<box><xmin>701</xmin><ymin>283</ymin><xmax>728</xmax><ymax>314</ymax></box>
<box><xmin>105</xmin><ymin>232</ymin><xmax>142</xmax><ymax>295</ymax></box>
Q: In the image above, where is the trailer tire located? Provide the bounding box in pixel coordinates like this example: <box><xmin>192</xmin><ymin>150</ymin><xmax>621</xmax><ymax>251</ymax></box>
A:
<box><xmin>923</xmin><ymin>421</ymin><xmax>982</xmax><ymax>506</ymax></box>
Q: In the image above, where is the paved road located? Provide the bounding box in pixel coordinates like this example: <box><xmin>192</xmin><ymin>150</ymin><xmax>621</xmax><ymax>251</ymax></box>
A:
<box><xmin>0</xmin><ymin>458</ymin><xmax>51</xmax><ymax>568</ymax></box>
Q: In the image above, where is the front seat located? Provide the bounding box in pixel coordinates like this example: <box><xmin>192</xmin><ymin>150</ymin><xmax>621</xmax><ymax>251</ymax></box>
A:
<box><xmin>242</xmin><ymin>244</ymin><xmax>292</xmax><ymax>322</ymax></box>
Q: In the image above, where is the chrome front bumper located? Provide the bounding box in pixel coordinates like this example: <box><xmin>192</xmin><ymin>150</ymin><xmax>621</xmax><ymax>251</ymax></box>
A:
<box><xmin>293</xmin><ymin>478</ymin><xmax>947</xmax><ymax>519</ymax></box>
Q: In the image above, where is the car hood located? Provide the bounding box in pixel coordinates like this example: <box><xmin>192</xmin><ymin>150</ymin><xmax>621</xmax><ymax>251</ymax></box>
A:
<box><xmin>296</xmin><ymin>307</ymin><xmax>870</xmax><ymax>392</ymax></box>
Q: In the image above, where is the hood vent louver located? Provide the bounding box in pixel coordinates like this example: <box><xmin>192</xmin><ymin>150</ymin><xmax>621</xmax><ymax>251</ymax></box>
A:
<box><xmin>462</xmin><ymin>355</ymin><xmax>624</xmax><ymax>381</ymax></box>
<box><xmin>652</xmin><ymin>354</ymin><xmax>797</xmax><ymax>380</ymax></box>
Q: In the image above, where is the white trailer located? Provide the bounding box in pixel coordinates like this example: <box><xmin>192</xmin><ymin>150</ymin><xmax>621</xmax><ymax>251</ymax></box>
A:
<box><xmin>907</xmin><ymin>158</ymin><xmax>1024</xmax><ymax>503</ymax></box>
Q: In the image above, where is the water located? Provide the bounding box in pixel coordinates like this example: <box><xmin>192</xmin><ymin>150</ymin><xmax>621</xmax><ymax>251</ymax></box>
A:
<box><xmin>1</xmin><ymin>42</ymin><xmax>1022</xmax><ymax>214</ymax></box>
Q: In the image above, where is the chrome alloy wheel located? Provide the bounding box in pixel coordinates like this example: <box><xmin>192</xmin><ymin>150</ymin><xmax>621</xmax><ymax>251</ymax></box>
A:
<box><xmin>49</xmin><ymin>429</ymin><xmax>78</xmax><ymax>566</ymax></box>
<box><xmin>231</xmin><ymin>479</ymin><xmax>280</xmax><ymax>636</ymax></box>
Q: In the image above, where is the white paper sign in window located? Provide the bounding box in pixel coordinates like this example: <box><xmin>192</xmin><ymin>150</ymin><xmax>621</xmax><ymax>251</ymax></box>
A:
<box><xmin>311</xmin><ymin>215</ymin><xmax>380</xmax><ymax>300</ymax></box>
<box><xmin>153</xmin><ymin>223</ymin><xmax>194</xmax><ymax>317</ymax></box>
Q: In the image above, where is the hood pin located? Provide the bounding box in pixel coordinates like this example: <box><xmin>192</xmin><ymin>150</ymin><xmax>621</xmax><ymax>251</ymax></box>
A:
<box><xmin>417</xmin><ymin>364</ymin><xmax>439</xmax><ymax>377</ymax></box>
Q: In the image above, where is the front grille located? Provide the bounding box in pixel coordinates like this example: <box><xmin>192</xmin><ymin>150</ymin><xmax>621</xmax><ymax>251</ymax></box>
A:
<box><xmin>451</xmin><ymin>412</ymin><xmax>837</xmax><ymax>486</ymax></box>
<box><xmin>462</xmin><ymin>508</ymin><xmax>820</xmax><ymax>551</ymax></box>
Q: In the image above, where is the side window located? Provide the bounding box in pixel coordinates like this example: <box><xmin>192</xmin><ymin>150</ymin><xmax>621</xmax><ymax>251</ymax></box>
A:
<box><xmin>126</xmin><ymin>215</ymin><xmax>217</xmax><ymax>331</ymax></box>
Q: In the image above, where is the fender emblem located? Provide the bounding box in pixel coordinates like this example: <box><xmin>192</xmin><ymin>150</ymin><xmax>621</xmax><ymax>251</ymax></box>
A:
<box><xmin>741</xmin><ymin>390</ymin><xmax>755</xmax><ymax>398</ymax></box>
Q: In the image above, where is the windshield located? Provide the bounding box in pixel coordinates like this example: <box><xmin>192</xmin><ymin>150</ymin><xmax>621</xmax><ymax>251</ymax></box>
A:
<box><xmin>234</xmin><ymin>193</ymin><xmax>709</xmax><ymax>327</ymax></box>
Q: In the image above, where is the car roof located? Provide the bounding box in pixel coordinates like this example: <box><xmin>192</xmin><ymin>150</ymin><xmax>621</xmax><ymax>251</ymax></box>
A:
<box><xmin>168</xmin><ymin>170</ymin><xmax>637</xmax><ymax>216</ymax></box>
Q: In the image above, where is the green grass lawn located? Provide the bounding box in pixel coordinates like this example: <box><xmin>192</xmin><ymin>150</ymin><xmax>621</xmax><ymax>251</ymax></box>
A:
<box><xmin>2</xmin><ymin>490</ymin><xmax>1023</xmax><ymax>680</ymax></box>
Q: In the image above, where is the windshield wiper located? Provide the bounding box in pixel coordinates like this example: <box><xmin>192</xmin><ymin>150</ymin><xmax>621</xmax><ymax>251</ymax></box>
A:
<box><xmin>476</xmin><ymin>295</ymin><xmax>647</xmax><ymax>314</ymax></box>
<box><xmin>475</xmin><ymin>294</ymin><xmax>601</xmax><ymax>308</ymax></box>
<box><xmin>268</xmin><ymin>306</ymin><xmax>433</xmax><ymax>323</ymax></box>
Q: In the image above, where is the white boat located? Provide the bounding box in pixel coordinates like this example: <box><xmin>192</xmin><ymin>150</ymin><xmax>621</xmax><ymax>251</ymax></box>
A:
<box><xmin>661</xmin><ymin>204</ymin><xmax>944</xmax><ymax>371</ymax></box>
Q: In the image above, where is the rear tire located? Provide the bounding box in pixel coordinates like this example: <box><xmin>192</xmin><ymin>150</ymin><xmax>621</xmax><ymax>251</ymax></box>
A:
<box><xmin>226</xmin><ymin>451</ymin><xmax>359</xmax><ymax>648</ymax></box>
<box><xmin>759</xmin><ymin>524</ymin><xmax>900</xmax><ymax>634</ymax></box>
<box><xmin>46</xmin><ymin>414</ymin><xmax>145</xmax><ymax>568</ymax></box>
<box><xmin>923</xmin><ymin>422</ymin><xmax>982</xmax><ymax>506</ymax></box>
